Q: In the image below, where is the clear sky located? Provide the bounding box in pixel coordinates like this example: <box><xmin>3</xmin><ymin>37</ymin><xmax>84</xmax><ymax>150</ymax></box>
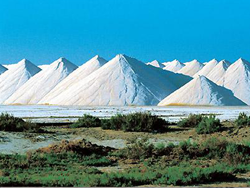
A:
<box><xmin>0</xmin><ymin>0</ymin><xmax>250</xmax><ymax>66</ymax></box>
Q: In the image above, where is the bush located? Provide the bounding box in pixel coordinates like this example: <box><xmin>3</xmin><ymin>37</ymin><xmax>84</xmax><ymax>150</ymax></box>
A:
<box><xmin>114</xmin><ymin>138</ymin><xmax>154</xmax><ymax>160</ymax></box>
<box><xmin>71</xmin><ymin>113</ymin><xmax>169</xmax><ymax>132</ymax></box>
<box><xmin>0</xmin><ymin>113</ymin><xmax>39</xmax><ymax>132</ymax></box>
<box><xmin>149</xmin><ymin>137</ymin><xmax>250</xmax><ymax>164</ymax></box>
<box><xmin>71</xmin><ymin>114</ymin><xmax>101</xmax><ymax>128</ymax></box>
<box><xmin>196</xmin><ymin>115</ymin><xmax>222</xmax><ymax>134</ymax></box>
<box><xmin>200</xmin><ymin>137</ymin><xmax>250</xmax><ymax>164</ymax></box>
<box><xmin>235</xmin><ymin>113</ymin><xmax>250</xmax><ymax>128</ymax></box>
<box><xmin>177</xmin><ymin>114</ymin><xmax>203</xmax><ymax>128</ymax></box>
<box><xmin>101</xmin><ymin>114</ymin><xmax>125</xmax><ymax>130</ymax></box>
<box><xmin>101</xmin><ymin>112</ymin><xmax>169</xmax><ymax>132</ymax></box>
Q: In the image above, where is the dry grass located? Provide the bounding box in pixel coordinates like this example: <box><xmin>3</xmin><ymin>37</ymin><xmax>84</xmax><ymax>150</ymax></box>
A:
<box><xmin>36</xmin><ymin>139</ymin><xmax>114</xmax><ymax>155</ymax></box>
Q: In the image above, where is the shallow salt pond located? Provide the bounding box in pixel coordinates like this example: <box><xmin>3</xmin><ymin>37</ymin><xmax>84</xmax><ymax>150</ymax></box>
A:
<box><xmin>0</xmin><ymin>105</ymin><xmax>249</xmax><ymax>123</ymax></box>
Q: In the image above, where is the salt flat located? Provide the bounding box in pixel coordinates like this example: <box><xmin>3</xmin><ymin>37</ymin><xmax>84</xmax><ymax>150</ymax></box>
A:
<box><xmin>0</xmin><ymin>105</ymin><xmax>249</xmax><ymax>123</ymax></box>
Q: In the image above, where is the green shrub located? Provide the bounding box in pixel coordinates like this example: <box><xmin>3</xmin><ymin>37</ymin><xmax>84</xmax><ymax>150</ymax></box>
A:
<box><xmin>196</xmin><ymin>115</ymin><xmax>222</xmax><ymax>134</ymax></box>
<box><xmin>177</xmin><ymin>114</ymin><xmax>203</xmax><ymax>128</ymax></box>
<box><xmin>200</xmin><ymin>137</ymin><xmax>250</xmax><ymax>164</ymax></box>
<box><xmin>100</xmin><ymin>118</ymin><xmax>112</xmax><ymax>129</ymax></box>
<box><xmin>101</xmin><ymin>112</ymin><xmax>169</xmax><ymax>132</ymax></box>
<box><xmin>0</xmin><ymin>113</ymin><xmax>39</xmax><ymax>132</ymax></box>
<box><xmin>200</xmin><ymin>137</ymin><xmax>228</xmax><ymax>158</ymax></box>
<box><xmin>0</xmin><ymin>138</ymin><xmax>249</xmax><ymax>187</ymax></box>
<box><xmin>101</xmin><ymin>114</ymin><xmax>125</xmax><ymax>130</ymax></box>
<box><xmin>71</xmin><ymin>114</ymin><xmax>101</xmax><ymax>128</ymax></box>
<box><xmin>151</xmin><ymin>137</ymin><xmax>250</xmax><ymax>164</ymax></box>
<box><xmin>155</xmin><ymin>165</ymin><xmax>235</xmax><ymax>186</ymax></box>
<box><xmin>114</xmin><ymin>138</ymin><xmax>154</xmax><ymax>160</ymax></box>
<box><xmin>235</xmin><ymin>113</ymin><xmax>250</xmax><ymax>128</ymax></box>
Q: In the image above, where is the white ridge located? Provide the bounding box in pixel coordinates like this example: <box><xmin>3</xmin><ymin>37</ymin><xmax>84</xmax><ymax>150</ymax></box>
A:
<box><xmin>0</xmin><ymin>59</ymin><xmax>41</xmax><ymax>104</ymax></box>
<box><xmin>206</xmin><ymin>60</ymin><xmax>230</xmax><ymax>84</ymax></box>
<box><xmin>178</xmin><ymin>59</ymin><xmax>204</xmax><ymax>77</ymax></box>
<box><xmin>158</xmin><ymin>75</ymin><xmax>246</xmax><ymax>106</ymax></box>
<box><xmin>163</xmin><ymin>60</ymin><xmax>185</xmax><ymax>73</ymax></box>
<box><xmin>218</xmin><ymin>58</ymin><xmax>250</xmax><ymax>105</ymax></box>
<box><xmin>39</xmin><ymin>55</ymin><xmax>107</xmax><ymax>104</ymax></box>
<box><xmin>38</xmin><ymin>64</ymin><xmax>50</xmax><ymax>70</ymax></box>
<box><xmin>146</xmin><ymin>60</ymin><xmax>164</xmax><ymax>68</ymax></box>
<box><xmin>194</xmin><ymin>59</ymin><xmax>218</xmax><ymax>77</ymax></box>
<box><xmin>42</xmin><ymin>54</ymin><xmax>191</xmax><ymax>106</ymax></box>
<box><xmin>5</xmin><ymin>57</ymin><xmax>78</xmax><ymax>104</ymax></box>
<box><xmin>3</xmin><ymin>64</ymin><xmax>16</xmax><ymax>70</ymax></box>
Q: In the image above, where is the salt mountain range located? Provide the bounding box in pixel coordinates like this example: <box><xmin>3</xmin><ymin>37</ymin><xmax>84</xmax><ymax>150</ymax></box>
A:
<box><xmin>0</xmin><ymin>54</ymin><xmax>249</xmax><ymax>106</ymax></box>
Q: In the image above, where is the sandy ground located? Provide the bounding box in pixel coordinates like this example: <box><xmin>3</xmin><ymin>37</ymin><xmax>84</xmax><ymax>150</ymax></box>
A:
<box><xmin>1</xmin><ymin>122</ymin><xmax>249</xmax><ymax>155</ymax></box>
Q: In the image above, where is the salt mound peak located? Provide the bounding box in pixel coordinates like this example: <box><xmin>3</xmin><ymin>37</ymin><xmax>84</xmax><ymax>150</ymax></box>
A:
<box><xmin>194</xmin><ymin>59</ymin><xmax>218</xmax><ymax>77</ymax></box>
<box><xmin>183</xmin><ymin>59</ymin><xmax>198</xmax><ymax>65</ymax></box>
<box><xmin>218</xmin><ymin>58</ymin><xmax>250</xmax><ymax>105</ymax></box>
<box><xmin>158</xmin><ymin>75</ymin><xmax>246</xmax><ymax>106</ymax></box>
<box><xmin>41</xmin><ymin>54</ymin><xmax>191</xmax><ymax>106</ymax></box>
<box><xmin>162</xmin><ymin>59</ymin><xmax>178</xmax><ymax>66</ymax></box>
<box><xmin>50</xmin><ymin>57</ymin><xmax>77</xmax><ymax>69</ymax></box>
<box><xmin>206</xmin><ymin>60</ymin><xmax>231</xmax><ymax>84</ymax></box>
<box><xmin>88</xmin><ymin>55</ymin><xmax>107</xmax><ymax>65</ymax></box>
<box><xmin>5</xmin><ymin>57</ymin><xmax>78</xmax><ymax>104</ymax></box>
<box><xmin>39</xmin><ymin>55</ymin><xmax>108</xmax><ymax>104</ymax></box>
<box><xmin>178</xmin><ymin>59</ymin><xmax>204</xmax><ymax>76</ymax></box>
<box><xmin>0</xmin><ymin>64</ymin><xmax>7</xmax><ymax>75</ymax></box>
<box><xmin>0</xmin><ymin>59</ymin><xmax>41</xmax><ymax>104</ymax></box>
<box><xmin>146</xmin><ymin>60</ymin><xmax>164</xmax><ymax>68</ymax></box>
<box><xmin>18</xmin><ymin>59</ymin><xmax>41</xmax><ymax>73</ymax></box>
<box><xmin>92</xmin><ymin>55</ymin><xmax>106</xmax><ymax>61</ymax></box>
<box><xmin>163</xmin><ymin>59</ymin><xmax>185</xmax><ymax>73</ymax></box>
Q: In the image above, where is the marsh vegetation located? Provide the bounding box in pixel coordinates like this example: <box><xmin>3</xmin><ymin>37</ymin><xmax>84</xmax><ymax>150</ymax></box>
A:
<box><xmin>0</xmin><ymin>112</ymin><xmax>249</xmax><ymax>187</ymax></box>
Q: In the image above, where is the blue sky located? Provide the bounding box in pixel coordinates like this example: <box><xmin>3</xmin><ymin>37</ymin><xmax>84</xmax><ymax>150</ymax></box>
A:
<box><xmin>0</xmin><ymin>0</ymin><xmax>250</xmax><ymax>66</ymax></box>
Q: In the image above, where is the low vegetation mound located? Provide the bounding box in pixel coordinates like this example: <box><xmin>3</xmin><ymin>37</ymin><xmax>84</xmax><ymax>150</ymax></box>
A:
<box><xmin>154</xmin><ymin>165</ymin><xmax>236</xmax><ymax>186</ymax></box>
<box><xmin>177</xmin><ymin>114</ymin><xmax>223</xmax><ymax>134</ymax></box>
<box><xmin>0</xmin><ymin>113</ymin><xmax>40</xmax><ymax>132</ymax></box>
<box><xmin>101</xmin><ymin>112</ymin><xmax>169</xmax><ymax>132</ymax></box>
<box><xmin>196</xmin><ymin>115</ymin><xmax>222</xmax><ymax>134</ymax></box>
<box><xmin>235</xmin><ymin>112</ymin><xmax>250</xmax><ymax>128</ymax></box>
<box><xmin>36</xmin><ymin>139</ymin><xmax>114</xmax><ymax>156</ymax></box>
<box><xmin>70</xmin><ymin>113</ymin><xmax>169</xmax><ymax>132</ymax></box>
<box><xmin>71</xmin><ymin>114</ymin><xmax>101</xmax><ymax>128</ymax></box>
<box><xmin>177</xmin><ymin>114</ymin><xmax>203</xmax><ymax>128</ymax></box>
<box><xmin>115</xmin><ymin>137</ymin><xmax>250</xmax><ymax>165</ymax></box>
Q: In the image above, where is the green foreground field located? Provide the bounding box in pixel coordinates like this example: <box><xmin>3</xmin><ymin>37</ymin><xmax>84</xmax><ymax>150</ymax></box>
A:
<box><xmin>0</xmin><ymin>113</ymin><xmax>249</xmax><ymax>187</ymax></box>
